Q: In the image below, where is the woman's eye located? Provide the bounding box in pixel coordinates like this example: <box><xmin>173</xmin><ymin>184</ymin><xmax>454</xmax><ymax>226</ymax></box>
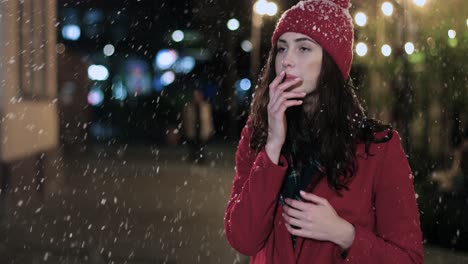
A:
<box><xmin>277</xmin><ymin>47</ymin><xmax>286</xmax><ymax>53</ymax></box>
<box><xmin>300</xmin><ymin>47</ymin><xmax>311</xmax><ymax>51</ymax></box>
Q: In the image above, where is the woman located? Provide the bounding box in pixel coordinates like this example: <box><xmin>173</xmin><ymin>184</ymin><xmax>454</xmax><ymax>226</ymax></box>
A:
<box><xmin>224</xmin><ymin>0</ymin><xmax>424</xmax><ymax>263</ymax></box>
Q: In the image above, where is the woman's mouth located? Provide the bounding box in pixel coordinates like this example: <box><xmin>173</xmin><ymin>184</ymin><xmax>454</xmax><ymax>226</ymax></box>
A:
<box><xmin>284</xmin><ymin>74</ymin><xmax>299</xmax><ymax>82</ymax></box>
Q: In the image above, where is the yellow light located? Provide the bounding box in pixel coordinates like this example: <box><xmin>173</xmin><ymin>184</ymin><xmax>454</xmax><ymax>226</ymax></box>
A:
<box><xmin>355</xmin><ymin>12</ymin><xmax>367</xmax><ymax>27</ymax></box>
<box><xmin>448</xmin><ymin>38</ymin><xmax>458</xmax><ymax>48</ymax></box>
<box><xmin>356</xmin><ymin>42</ymin><xmax>368</xmax><ymax>57</ymax></box>
<box><xmin>241</xmin><ymin>40</ymin><xmax>252</xmax><ymax>52</ymax></box>
<box><xmin>382</xmin><ymin>2</ymin><xmax>394</xmax><ymax>16</ymax></box>
<box><xmin>254</xmin><ymin>0</ymin><xmax>277</xmax><ymax>16</ymax></box>
<box><xmin>103</xmin><ymin>44</ymin><xmax>115</xmax><ymax>56</ymax></box>
<box><xmin>448</xmin><ymin>29</ymin><xmax>456</xmax><ymax>39</ymax></box>
<box><xmin>172</xmin><ymin>30</ymin><xmax>184</xmax><ymax>42</ymax></box>
<box><xmin>413</xmin><ymin>0</ymin><xmax>426</xmax><ymax>7</ymax></box>
<box><xmin>266</xmin><ymin>2</ymin><xmax>278</xmax><ymax>16</ymax></box>
<box><xmin>227</xmin><ymin>18</ymin><xmax>240</xmax><ymax>31</ymax></box>
<box><xmin>381</xmin><ymin>44</ymin><xmax>392</xmax><ymax>57</ymax></box>
<box><xmin>405</xmin><ymin>42</ymin><xmax>415</xmax><ymax>55</ymax></box>
<box><xmin>254</xmin><ymin>0</ymin><xmax>268</xmax><ymax>15</ymax></box>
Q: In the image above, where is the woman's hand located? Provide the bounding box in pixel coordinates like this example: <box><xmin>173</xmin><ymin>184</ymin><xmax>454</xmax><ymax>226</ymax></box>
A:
<box><xmin>265</xmin><ymin>71</ymin><xmax>305</xmax><ymax>163</ymax></box>
<box><xmin>282</xmin><ymin>191</ymin><xmax>355</xmax><ymax>250</ymax></box>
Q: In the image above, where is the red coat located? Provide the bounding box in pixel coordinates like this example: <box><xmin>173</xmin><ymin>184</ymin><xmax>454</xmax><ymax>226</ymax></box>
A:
<box><xmin>224</xmin><ymin>123</ymin><xmax>424</xmax><ymax>263</ymax></box>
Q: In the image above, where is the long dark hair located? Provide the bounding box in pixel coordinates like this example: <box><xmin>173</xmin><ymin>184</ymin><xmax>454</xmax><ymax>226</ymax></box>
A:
<box><xmin>249</xmin><ymin>45</ymin><xmax>393</xmax><ymax>193</ymax></box>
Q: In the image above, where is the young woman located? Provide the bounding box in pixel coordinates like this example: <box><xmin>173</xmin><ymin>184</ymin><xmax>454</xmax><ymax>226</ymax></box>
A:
<box><xmin>224</xmin><ymin>0</ymin><xmax>424</xmax><ymax>263</ymax></box>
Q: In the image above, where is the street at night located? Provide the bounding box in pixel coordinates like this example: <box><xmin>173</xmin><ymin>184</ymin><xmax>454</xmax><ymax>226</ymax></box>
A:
<box><xmin>1</xmin><ymin>0</ymin><xmax>467</xmax><ymax>263</ymax></box>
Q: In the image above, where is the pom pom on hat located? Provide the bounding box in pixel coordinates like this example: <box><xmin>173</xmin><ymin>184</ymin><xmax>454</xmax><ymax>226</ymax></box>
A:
<box><xmin>271</xmin><ymin>0</ymin><xmax>354</xmax><ymax>79</ymax></box>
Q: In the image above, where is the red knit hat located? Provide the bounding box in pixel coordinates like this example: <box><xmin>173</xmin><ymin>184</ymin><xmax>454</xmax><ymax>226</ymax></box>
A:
<box><xmin>271</xmin><ymin>0</ymin><xmax>354</xmax><ymax>79</ymax></box>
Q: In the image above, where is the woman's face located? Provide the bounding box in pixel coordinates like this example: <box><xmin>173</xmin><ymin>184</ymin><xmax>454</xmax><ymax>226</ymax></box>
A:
<box><xmin>274</xmin><ymin>32</ymin><xmax>323</xmax><ymax>94</ymax></box>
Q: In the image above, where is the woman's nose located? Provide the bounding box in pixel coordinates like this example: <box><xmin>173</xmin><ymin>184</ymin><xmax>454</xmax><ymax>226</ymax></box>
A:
<box><xmin>282</xmin><ymin>52</ymin><xmax>295</xmax><ymax>68</ymax></box>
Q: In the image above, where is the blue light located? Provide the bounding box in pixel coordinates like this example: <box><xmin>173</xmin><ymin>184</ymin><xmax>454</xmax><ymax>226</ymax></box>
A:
<box><xmin>240</xmin><ymin>78</ymin><xmax>251</xmax><ymax>91</ymax></box>
<box><xmin>62</xmin><ymin>24</ymin><xmax>81</xmax><ymax>41</ymax></box>
<box><xmin>112</xmin><ymin>77</ymin><xmax>127</xmax><ymax>101</ymax></box>
<box><xmin>114</xmin><ymin>86</ymin><xmax>127</xmax><ymax>101</ymax></box>
<box><xmin>153</xmin><ymin>77</ymin><xmax>164</xmax><ymax>92</ymax></box>
<box><xmin>155</xmin><ymin>49</ymin><xmax>178</xmax><ymax>70</ymax></box>
<box><xmin>84</xmin><ymin>9</ymin><xmax>104</xmax><ymax>24</ymax></box>
<box><xmin>173</xmin><ymin>56</ymin><xmax>196</xmax><ymax>74</ymax></box>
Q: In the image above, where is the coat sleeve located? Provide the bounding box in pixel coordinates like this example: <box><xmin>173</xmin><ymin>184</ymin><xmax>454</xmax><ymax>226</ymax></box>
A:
<box><xmin>224</xmin><ymin>123</ymin><xmax>288</xmax><ymax>256</ymax></box>
<box><xmin>334</xmin><ymin>131</ymin><xmax>424</xmax><ymax>263</ymax></box>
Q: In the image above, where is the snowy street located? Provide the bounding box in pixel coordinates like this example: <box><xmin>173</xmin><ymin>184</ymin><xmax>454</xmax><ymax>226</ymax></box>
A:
<box><xmin>0</xmin><ymin>143</ymin><xmax>467</xmax><ymax>263</ymax></box>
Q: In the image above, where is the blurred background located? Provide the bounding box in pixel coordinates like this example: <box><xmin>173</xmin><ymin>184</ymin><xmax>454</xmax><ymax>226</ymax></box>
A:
<box><xmin>0</xmin><ymin>0</ymin><xmax>467</xmax><ymax>263</ymax></box>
